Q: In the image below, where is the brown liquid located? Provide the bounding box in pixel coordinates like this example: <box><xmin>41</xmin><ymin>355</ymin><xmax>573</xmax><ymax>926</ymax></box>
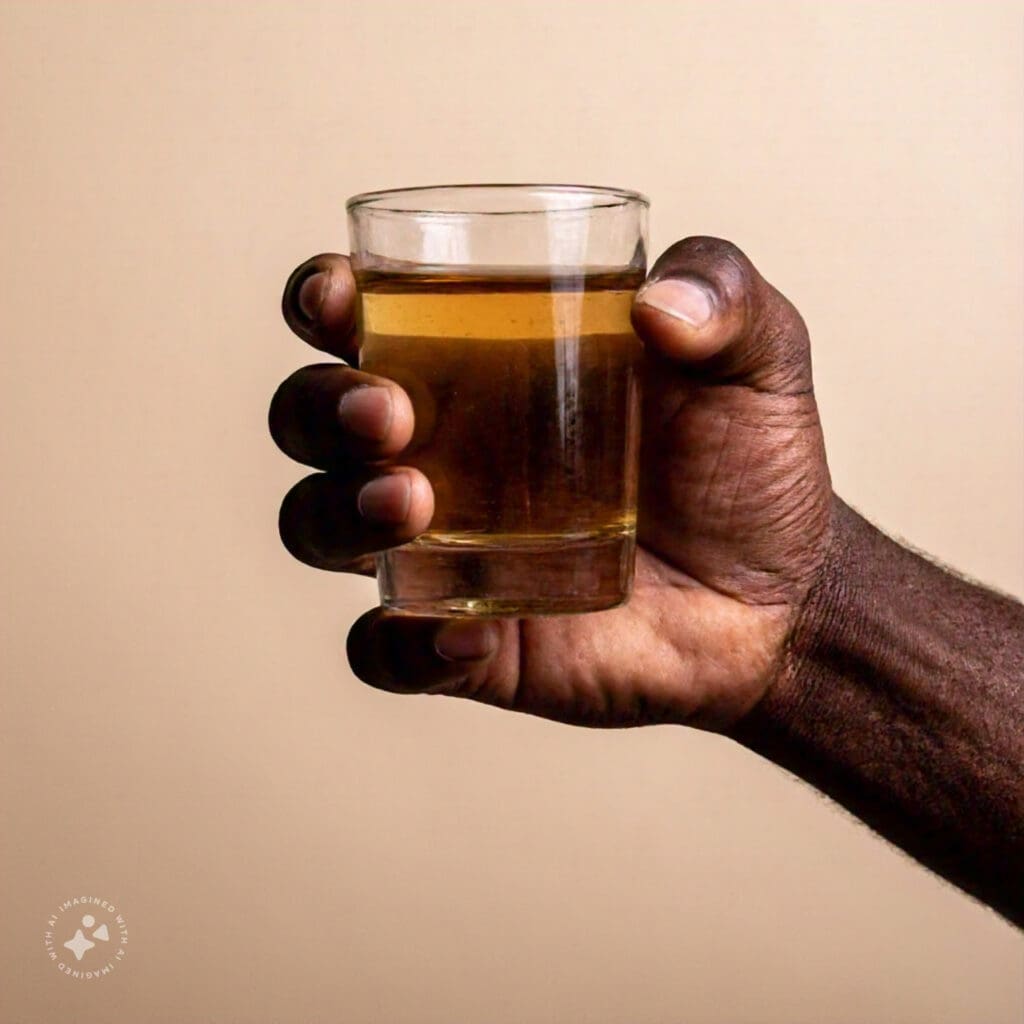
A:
<box><xmin>356</xmin><ymin>268</ymin><xmax>643</xmax><ymax>614</ymax></box>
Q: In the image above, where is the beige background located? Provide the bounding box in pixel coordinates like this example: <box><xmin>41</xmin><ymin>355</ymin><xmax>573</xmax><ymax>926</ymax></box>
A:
<box><xmin>1</xmin><ymin>1</ymin><xmax>1022</xmax><ymax>1021</ymax></box>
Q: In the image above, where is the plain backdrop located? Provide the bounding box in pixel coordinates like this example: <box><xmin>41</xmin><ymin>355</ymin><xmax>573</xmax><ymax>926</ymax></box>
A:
<box><xmin>1</xmin><ymin>2</ymin><xmax>1022</xmax><ymax>1022</ymax></box>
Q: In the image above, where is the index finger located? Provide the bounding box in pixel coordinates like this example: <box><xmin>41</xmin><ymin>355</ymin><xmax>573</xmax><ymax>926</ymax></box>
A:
<box><xmin>281</xmin><ymin>253</ymin><xmax>359</xmax><ymax>362</ymax></box>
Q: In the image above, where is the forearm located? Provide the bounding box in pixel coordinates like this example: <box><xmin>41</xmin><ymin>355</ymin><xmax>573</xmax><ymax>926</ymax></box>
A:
<box><xmin>737</xmin><ymin>499</ymin><xmax>1024</xmax><ymax>925</ymax></box>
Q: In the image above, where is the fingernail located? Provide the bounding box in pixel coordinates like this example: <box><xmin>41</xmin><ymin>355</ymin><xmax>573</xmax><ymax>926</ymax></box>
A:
<box><xmin>636</xmin><ymin>278</ymin><xmax>714</xmax><ymax>328</ymax></box>
<box><xmin>434</xmin><ymin>620</ymin><xmax>498</xmax><ymax>662</ymax></box>
<box><xmin>297</xmin><ymin>271</ymin><xmax>329</xmax><ymax>323</ymax></box>
<box><xmin>338</xmin><ymin>386</ymin><xmax>394</xmax><ymax>442</ymax></box>
<box><xmin>356</xmin><ymin>474</ymin><xmax>411</xmax><ymax>524</ymax></box>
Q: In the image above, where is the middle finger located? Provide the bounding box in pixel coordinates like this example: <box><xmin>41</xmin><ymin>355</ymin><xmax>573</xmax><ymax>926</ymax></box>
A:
<box><xmin>269</xmin><ymin>363</ymin><xmax>415</xmax><ymax>469</ymax></box>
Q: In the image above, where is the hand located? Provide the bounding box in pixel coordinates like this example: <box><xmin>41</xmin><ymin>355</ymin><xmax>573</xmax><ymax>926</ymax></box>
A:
<box><xmin>270</xmin><ymin>238</ymin><xmax>832</xmax><ymax>731</ymax></box>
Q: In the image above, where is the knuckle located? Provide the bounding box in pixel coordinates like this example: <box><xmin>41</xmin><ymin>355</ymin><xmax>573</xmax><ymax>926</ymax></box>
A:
<box><xmin>267</xmin><ymin>377</ymin><xmax>293</xmax><ymax>450</ymax></box>
<box><xmin>346</xmin><ymin>609</ymin><xmax>384</xmax><ymax>684</ymax></box>
<box><xmin>278</xmin><ymin>473</ymin><xmax>357</xmax><ymax>570</ymax></box>
<box><xmin>278</xmin><ymin>470</ymin><xmax>404</xmax><ymax>572</ymax></box>
<box><xmin>267</xmin><ymin>369</ymin><xmax>309</xmax><ymax>456</ymax></box>
<box><xmin>270</xmin><ymin>364</ymin><xmax>373</xmax><ymax>463</ymax></box>
<box><xmin>277</xmin><ymin>475</ymin><xmax>324</xmax><ymax>565</ymax></box>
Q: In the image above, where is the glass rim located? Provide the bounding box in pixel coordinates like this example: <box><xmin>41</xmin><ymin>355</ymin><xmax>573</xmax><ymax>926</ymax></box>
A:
<box><xmin>346</xmin><ymin>182</ymin><xmax>649</xmax><ymax>216</ymax></box>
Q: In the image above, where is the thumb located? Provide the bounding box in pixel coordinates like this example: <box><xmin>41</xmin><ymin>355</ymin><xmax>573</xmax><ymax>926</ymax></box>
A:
<box><xmin>631</xmin><ymin>236</ymin><xmax>812</xmax><ymax>396</ymax></box>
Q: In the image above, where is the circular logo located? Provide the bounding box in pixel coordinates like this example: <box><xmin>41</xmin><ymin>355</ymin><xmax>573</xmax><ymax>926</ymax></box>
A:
<box><xmin>43</xmin><ymin>896</ymin><xmax>128</xmax><ymax>980</ymax></box>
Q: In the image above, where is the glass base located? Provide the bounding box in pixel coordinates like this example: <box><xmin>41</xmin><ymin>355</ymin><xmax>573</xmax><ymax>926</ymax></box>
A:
<box><xmin>376</xmin><ymin>530</ymin><xmax>636</xmax><ymax>616</ymax></box>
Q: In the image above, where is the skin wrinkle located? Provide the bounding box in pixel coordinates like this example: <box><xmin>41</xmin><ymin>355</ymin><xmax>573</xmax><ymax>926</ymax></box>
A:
<box><xmin>642</xmin><ymin>394</ymin><xmax>826</xmax><ymax>601</ymax></box>
<box><xmin>698</xmin><ymin>413</ymin><xmax>737</xmax><ymax>523</ymax></box>
<box><xmin>722</xmin><ymin>435</ymin><xmax>756</xmax><ymax>537</ymax></box>
<box><xmin>750</xmin><ymin>489</ymin><xmax>824</xmax><ymax>563</ymax></box>
<box><xmin>647</xmin><ymin>331</ymin><xmax>831</xmax><ymax>602</ymax></box>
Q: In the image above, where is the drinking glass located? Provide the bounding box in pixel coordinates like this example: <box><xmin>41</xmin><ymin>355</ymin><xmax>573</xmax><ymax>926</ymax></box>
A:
<box><xmin>346</xmin><ymin>183</ymin><xmax>649</xmax><ymax>615</ymax></box>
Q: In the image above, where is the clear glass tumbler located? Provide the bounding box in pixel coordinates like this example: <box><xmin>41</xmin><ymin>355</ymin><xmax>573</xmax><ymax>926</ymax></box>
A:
<box><xmin>346</xmin><ymin>184</ymin><xmax>649</xmax><ymax>616</ymax></box>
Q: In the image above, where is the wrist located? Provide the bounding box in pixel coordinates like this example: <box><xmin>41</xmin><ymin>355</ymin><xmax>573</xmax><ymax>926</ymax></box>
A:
<box><xmin>731</xmin><ymin>495</ymin><xmax>861</xmax><ymax>752</ymax></box>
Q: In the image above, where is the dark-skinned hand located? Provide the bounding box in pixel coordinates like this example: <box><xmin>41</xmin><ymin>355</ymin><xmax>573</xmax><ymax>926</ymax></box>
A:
<box><xmin>270</xmin><ymin>237</ymin><xmax>831</xmax><ymax>731</ymax></box>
